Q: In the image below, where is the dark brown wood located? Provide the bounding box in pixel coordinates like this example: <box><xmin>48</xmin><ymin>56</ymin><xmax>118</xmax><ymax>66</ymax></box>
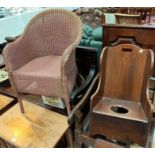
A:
<box><xmin>102</xmin><ymin>23</ymin><xmax>155</xmax><ymax>76</ymax></box>
<box><xmin>76</xmin><ymin>46</ymin><xmax>98</xmax><ymax>78</ymax></box>
<box><xmin>90</xmin><ymin>44</ymin><xmax>154</xmax><ymax>147</ymax></box>
<box><xmin>77</xmin><ymin>133</ymin><xmax>122</xmax><ymax>148</ymax></box>
<box><xmin>94</xmin><ymin>139</ymin><xmax>122</xmax><ymax>148</ymax></box>
<box><xmin>0</xmin><ymin>93</ymin><xmax>17</xmax><ymax>115</ymax></box>
<box><xmin>101</xmin><ymin>14</ymin><xmax>105</xmax><ymax>24</ymax></box>
<box><xmin>65</xmin><ymin>127</ymin><xmax>74</xmax><ymax>148</ymax></box>
<box><xmin>68</xmin><ymin>74</ymin><xmax>99</xmax><ymax>126</ymax></box>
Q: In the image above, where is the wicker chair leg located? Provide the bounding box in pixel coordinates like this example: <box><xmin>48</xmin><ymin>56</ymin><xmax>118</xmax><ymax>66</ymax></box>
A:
<box><xmin>17</xmin><ymin>94</ymin><xmax>24</xmax><ymax>113</ymax></box>
<box><xmin>63</xmin><ymin>97</ymin><xmax>71</xmax><ymax>115</ymax></box>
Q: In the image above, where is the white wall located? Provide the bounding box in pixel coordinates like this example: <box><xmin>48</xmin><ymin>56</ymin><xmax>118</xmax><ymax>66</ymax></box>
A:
<box><xmin>0</xmin><ymin>7</ymin><xmax>78</xmax><ymax>44</ymax></box>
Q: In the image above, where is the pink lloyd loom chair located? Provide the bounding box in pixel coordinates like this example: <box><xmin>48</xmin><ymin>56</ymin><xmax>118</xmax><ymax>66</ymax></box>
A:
<box><xmin>2</xmin><ymin>9</ymin><xmax>82</xmax><ymax>115</ymax></box>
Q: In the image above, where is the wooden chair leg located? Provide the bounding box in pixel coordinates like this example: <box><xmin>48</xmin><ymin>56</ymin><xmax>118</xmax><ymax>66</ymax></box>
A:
<box><xmin>65</xmin><ymin>127</ymin><xmax>74</xmax><ymax>148</ymax></box>
<box><xmin>17</xmin><ymin>94</ymin><xmax>24</xmax><ymax>113</ymax></box>
<box><xmin>74</xmin><ymin>129</ymin><xmax>82</xmax><ymax>148</ymax></box>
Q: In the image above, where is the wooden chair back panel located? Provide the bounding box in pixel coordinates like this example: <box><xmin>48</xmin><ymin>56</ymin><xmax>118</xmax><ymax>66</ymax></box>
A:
<box><xmin>100</xmin><ymin>44</ymin><xmax>152</xmax><ymax>102</ymax></box>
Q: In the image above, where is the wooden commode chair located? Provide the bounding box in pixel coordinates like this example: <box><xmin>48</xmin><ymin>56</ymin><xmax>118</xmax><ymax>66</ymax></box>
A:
<box><xmin>89</xmin><ymin>44</ymin><xmax>154</xmax><ymax>147</ymax></box>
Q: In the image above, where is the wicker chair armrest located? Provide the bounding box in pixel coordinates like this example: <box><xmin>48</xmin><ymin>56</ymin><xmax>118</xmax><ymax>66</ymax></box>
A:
<box><xmin>61</xmin><ymin>38</ymin><xmax>82</xmax><ymax>92</ymax></box>
<box><xmin>2</xmin><ymin>35</ymin><xmax>33</xmax><ymax>71</ymax></box>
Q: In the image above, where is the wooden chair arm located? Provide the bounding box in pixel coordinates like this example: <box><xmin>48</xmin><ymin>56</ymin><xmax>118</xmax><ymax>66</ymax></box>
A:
<box><xmin>68</xmin><ymin>73</ymin><xmax>99</xmax><ymax>125</ymax></box>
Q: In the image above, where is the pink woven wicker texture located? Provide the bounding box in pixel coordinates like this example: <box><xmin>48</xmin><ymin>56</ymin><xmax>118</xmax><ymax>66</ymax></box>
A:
<box><xmin>2</xmin><ymin>9</ymin><xmax>82</xmax><ymax>114</ymax></box>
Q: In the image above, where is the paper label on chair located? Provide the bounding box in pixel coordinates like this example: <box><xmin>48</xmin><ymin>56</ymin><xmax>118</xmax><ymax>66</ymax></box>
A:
<box><xmin>0</xmin><ymin>69</ymin><xmax>8</xmax><ymax>82</ymax></box>
<box><xmin>42</xmin><ymin>96</ymin><xmax>66</xmax><ymax>109</ymax></box>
